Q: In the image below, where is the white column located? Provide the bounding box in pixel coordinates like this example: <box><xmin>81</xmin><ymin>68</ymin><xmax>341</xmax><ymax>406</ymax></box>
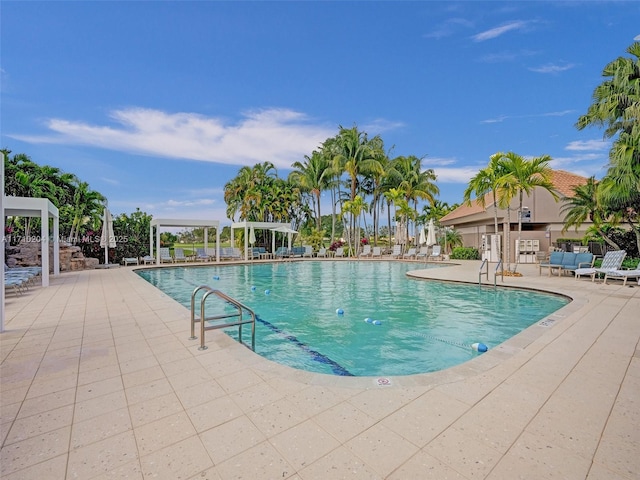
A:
<box><xmin>53</xmin><ymin>214</ymin><xmax>60</xmax><ymax>275</ymax></box>
<box><xmin>1</xmin><ymin>153</ymin><xmax>5</xmax><ymax>332</ymax></box>
<box><xmin>41</xmin><ymin>207</ymin><xmax>50</xmax><ymax>287</ymax></box>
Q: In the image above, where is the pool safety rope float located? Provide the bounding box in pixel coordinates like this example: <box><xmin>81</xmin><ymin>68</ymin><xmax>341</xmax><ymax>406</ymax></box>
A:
<box><xmin>416</xmin><ymin>332</ymin><xmax>488</xmax><ymax>352</ymax></box>
<box><xmin>364</xmin><ymin>318</ymin><xmax>382</xmax><ymax>325</ymax></box>
<box><xmin>336</xmin><ymin>308</ymin><xmax>344</xmax><ymax>316</ymax></box>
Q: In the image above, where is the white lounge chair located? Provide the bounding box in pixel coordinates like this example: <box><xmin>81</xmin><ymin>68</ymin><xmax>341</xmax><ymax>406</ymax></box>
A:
<box><xmin>403</xmin><ymin>247</ymin><xmax>416</xmax><ymax>260</ymax></box>
<box><xmin>159</xmin><ymin>248</ymin><xmax>173</xmax><ymax>263</ymax></box>
<box><xmin>335</xmin><ymin>247</ymin><xmax>345</xmax><ymax>258</ymax></box>
<box><xmin>603</xmin><ymin>267</ymin><xmax>640</xmax><ymax>286</ymax></box>
<box><xmin>416</xmin><ymin>246</ymin><xmax>429</xmax><ymax>261</ymax></box>
<box><xmin>303</xmin><ymin>245</ymin><xmax>314</xmax><ymax>258</ymax></box>
<box><xmin>359</xmin><ymin>245</ymin><xmax>371</xmax><ymax>257</ymax></box>
<box><xmin>574</xmin><ymin>250</ymin><xmax>627</xmax><ymax>281</ymax></box>
<box><xmin>317</xmin><ymin>247</ymin><xmax>327</xmax><ymax>258</ymax></box>
<box><xmin>390</xmin><ymin>245</ymin><xmax>402</xmax><ymax>259</ymax></box>
<box><xmin>141</xmin><ymin>255</ymin><xmax>155</xmax><ymax>265</ymax></box>
<box><xmin>371</xmin><ymin>246</ymin><xmax>382</xmax><ymax>258</ymax></box>
<box><xmin>195</xmin><ymin>248</ymin><xmax>209</xmax><ymax>262</ymax></box>
<box><xmin>429</xmin><ymin>245</ymin><xmax>443</xmax><ymax>261</ymax></box>
<box><xmin>122</xmin><ymin>257</ymin><xmax>139</xmax><ymax>266</ymax></box>
<box><xmin>173</xmin><ymin>248</ymin><xmax>189</xmax><ymax>262</ymax></box>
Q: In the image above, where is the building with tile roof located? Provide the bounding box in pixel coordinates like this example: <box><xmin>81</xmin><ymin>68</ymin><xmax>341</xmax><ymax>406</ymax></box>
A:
<box><xmin>439</xmin><ymin>170</ymin><xmax>592</xmax><ymax>263</ymax></box>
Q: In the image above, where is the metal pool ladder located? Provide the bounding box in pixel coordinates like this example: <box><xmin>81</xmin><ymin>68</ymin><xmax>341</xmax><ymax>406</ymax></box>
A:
<box><xmin>190</xmin><ymin>285</ymin><xmax>256</xmax><ymax>351</ymax></box>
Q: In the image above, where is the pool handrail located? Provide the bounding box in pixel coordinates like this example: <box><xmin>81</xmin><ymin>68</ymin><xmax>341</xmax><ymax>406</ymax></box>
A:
<box><xmin>494</xmin><ymin>258</ymin><xmax>504</xmax><ymax>286</ymax></box>
<box><xmin>190</xmin><ymin>285</ymin><xmax>256</xmax><ymax>351</ymax></box>
<box><xmin>479</xmin><ymin>259</ymin><xmax>488</xmax><ymax>285</ymax></box>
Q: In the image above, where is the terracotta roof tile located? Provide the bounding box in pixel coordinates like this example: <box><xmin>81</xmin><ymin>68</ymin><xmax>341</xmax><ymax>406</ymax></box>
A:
<box><xmin>440</xmin><ymin>169</ymin><xmax>589</xmax><ymax>222</ymax></box>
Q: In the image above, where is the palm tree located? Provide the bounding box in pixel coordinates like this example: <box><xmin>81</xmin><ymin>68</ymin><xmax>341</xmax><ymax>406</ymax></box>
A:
<box><xmin>334</xmin><ymin>126</ymin><xmax>384</xmax><ymax>245</ymax></box>
<box><xmin>289</xmin><ymin>150</ymin><xmax>332</xmax><ymax>231</ymax></box>
<box><xmin>69</xmin><ymin>180</ymin><xmax>106</xmax><ymax>243</ymax></box>
<box><xmin>500</xmin><ymin>152</ymin><xmax>558</xmax><ymax>264</ymax></box>
<box><xmin>384</xmin><ymin>188</ymin><xmax>405</xmax><ymax>246</ymax></box>
<box><xmin>560</xmin><ymin>177</ymin><xmax>621</xmax><ymax>250</ymax></box>
<box><xmin>342</xmin><ymin>195</ymin><xmax>368</xmax><ymax>255</ymax></box>
<box><xmin>577</xmin><ymin>42</ymin><xmax>640</xmax><ymax>253</ymax></box>
<box><xmin>463</xmin><ymin>153</ymin><xmax>505</xmax><ymax>238</ymax></box>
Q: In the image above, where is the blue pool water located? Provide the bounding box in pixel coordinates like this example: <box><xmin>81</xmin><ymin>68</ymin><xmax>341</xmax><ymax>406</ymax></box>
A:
<box><xmin>137</xmin><ymin>261</ymin><xmax>569</xmax><ymax>377</ymax></box>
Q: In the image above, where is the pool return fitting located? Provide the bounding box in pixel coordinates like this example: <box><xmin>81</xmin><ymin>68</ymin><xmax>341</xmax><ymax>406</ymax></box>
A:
<box><xmin>190</xmin><ymin>285</ymin><xmax>256</xmax><ymax>351</ymax></box>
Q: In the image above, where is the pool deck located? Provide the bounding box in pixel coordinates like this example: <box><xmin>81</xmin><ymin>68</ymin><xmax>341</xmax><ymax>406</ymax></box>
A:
<box><xmin>1</xmin><ymin>259</ymin><xmax>638</xmax><ymax>479</ymax></box>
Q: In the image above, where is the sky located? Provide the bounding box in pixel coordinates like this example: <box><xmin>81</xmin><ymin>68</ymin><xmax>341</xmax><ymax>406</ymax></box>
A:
<box><xmin>2</xmin><ymin>1</ymin><xmax>639</xmax><ymax>227</ymax></box>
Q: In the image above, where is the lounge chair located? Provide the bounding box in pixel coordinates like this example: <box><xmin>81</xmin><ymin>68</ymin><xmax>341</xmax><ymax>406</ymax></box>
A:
<box><xmin>173</xmin><ymin>248</ymin><xmax>189</xmax><ymax>262</ymax></box>
<box><xmin>574</xmin><ymin>250</ymin><xmax>627</xmax><ymax>282</ymax></box>
<box><xmin>390</xmin><ymin>245</ymin><xmax>402</xmax><ymax>259</ymax></box>
<box><xmin>371</xmin><ymin>246</ymin><xmax>382</xmax><ymax>258</ymax></box>
<box><xmin>275</xmin><ymin>246</ymin><xmax>290</xmax><ymax>259</ymax></box>
<box><xmin>205</xmin><ymin>247</ymin><xmax>217</xmax><ymax>260</ymax></box>
<box><xmin>416</xmin><ymin>246</ymin><xmax>429</xmax><ymax>261</ymax></box>
<box><xmin>317</xmin><ymin>247</ymin><xmax>327</xmax><ymax>258</ymax></box>
<box><xmin>359</xmin><ymin>245</ymin><xmax>371</xmax><ymax>258</ymax></box>
<box><xmin>429</xmin><ymin>245</ymin><xmax>442</xmax><ymax>261</ymax></box>
<box><xmin>302</xmin><ymin>245</ymin><xmax>313</xmax><ymax>258</ymax></box>
<box><xmin>603</xmin><ymin>267</ymin><xmax>640</xmax><ymax>286</ymax></box>
<box><xmin>335</xmin><ymin>247</ymin><xmax>345</xmax><ymax>258</ymax></box>
<box><xmin>122</xmin><ymin>257</ymin><xmax>139</xmax><ymax>266</ymax></box>
<box><xmin>141</xmin><ymin>255</ymin><xmax>155</xmax><ymax>265</ymax></box>
<box><xmin>159</xmin><ymin>247</ymin><xmax>173</xmax><ymax>263</ymax></box>
<box><xmin>195</xmin><ymin>248</ymin><xmax>210</xmax><ymax>262</ymax></box>
<box><xmin>403</xmin><ymin>247</ymin><xmax>417</xmax><ymax>260</ymax></box>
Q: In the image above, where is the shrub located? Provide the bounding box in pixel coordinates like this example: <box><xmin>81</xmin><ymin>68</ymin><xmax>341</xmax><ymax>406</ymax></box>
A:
<box><xmin>450</xmin><ymin>247</ymin><xmax>480</xmax><ymax>260</ymax></box>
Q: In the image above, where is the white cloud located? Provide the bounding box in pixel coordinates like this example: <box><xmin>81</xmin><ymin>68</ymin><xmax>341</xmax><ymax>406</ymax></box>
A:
<box><xmin>433</xmin><ymin>166</ymin><xmax>481</xmax><ymax>183</ymax></box>
<box><xmin>634</xmin><ymin>34</ymin><xmax>640</xmax><ymax>41</ymax></box>
<box><xmin>480</xmin><ymin>110</ymin><xmax>575</xmax><ymax>124</ymax></box>
<box><xmin>10</xmin><ymin>107</ymin><xmax>336</xmax><ymax>170</ymax></box>
<box><xmin>565</xmin><ymin>139</ymin><xmax>610</xmax><ymax>151</ymax></box>
<box><xmin>472</xmin><ymin>21</ymin><xmax>527</xmax><ymax>42</ymax></box>
<box><xmin>529</xmin><ymin>63</ymin><xmax>576</xmax><ymax>74</ymax></box>
<box><xmin>424</xmin><ymin>156</ymin><xmax>457</xmax><ymax>167</ymax></box>
<box><xmin>359</xmin><ymin>118</ymin><xmax>405</xmax><ymax>135</ymax></box>
<box><xmin>424</xmin><ymin>17</ymin><xmax>474</xmax><ymax>39</ymax></box>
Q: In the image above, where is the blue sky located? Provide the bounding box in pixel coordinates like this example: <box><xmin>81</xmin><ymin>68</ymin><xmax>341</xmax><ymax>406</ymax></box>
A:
<box><xmin>2</xmin><ymin>1</ymin><xmax>639</xmax><ymax>226</ymax></box>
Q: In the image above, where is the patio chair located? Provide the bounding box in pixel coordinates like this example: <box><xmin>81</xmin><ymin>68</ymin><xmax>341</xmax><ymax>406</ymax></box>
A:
<box><xmin>603</xmin><ymin>267</ymin><xmax>640</xmax><ymax>286</ymax></box>
<box><xmin>159</xmin><ymin>247</ymin><xmax>173</xmax><ymax>263</ymax></box>
<box><xmin>195</xmin><ymin>248</ymin><xmax>210</xmax><ymax>262</ymax></box>
<box><xmin>303</xmin><ymin>245</ymin><xmax>313</xmax><ymax>258</ymax></box>
<box><xmin>173</xmin><ymin>248</ymin><xmax>189</xmax><ymax>262</ymax></box>
<box><xmin>335</xmin><ymin>247</ymin><xmax>345</xmax><ymax>258</ymax></box>
<box><xmin>122</xmin><ymin>257</ymin><xmax>139</xmax><ymax>266</ymax></box>
<box><xmin>141</xmin><ymin>255</ymin><xmax>155</xmax><ymax>265</ymax></box>
<box><xmin>275</xmin><ymin>246</ymin><xmax>290</xmax><ymax>259</ymax></box>
<box><xmin>390</xmin><ymin>245</ymin><xmax>402</xmax><ymax>259</ymax></box>
<box><xmin>371</xmin><ymin>246</ymin><xmax>382</xmax><ymax>258</ymax></box>
<box><xmin>415</xmin><ymin>246</ymin><xmax>429</xmax><ymax>261</ymax></box>
<box><xmin>359</xmin><ymin>245</ymin><xmax>371</xmax><ymax>258</ymax></box>
<box><xmin>403</xmin><ymin>247</ymin><xmax>417</xmax><ymax>260</ymax></box>
<box><xmin>429</xmin><ymin>245</ymin><xmax>443</xmax><ymax>261</ymax></box>
<box><xmin>316</xmin><ymin>247</ymin><xmax>327</xmax><ymax>258</ymax></box>
<box><xmin>574</xmin><ymin>250</ymin><xmax>627</xmax><ymax>282</ymax></box>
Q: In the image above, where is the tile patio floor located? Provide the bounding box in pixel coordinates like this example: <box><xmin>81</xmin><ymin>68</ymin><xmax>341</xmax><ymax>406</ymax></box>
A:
<box><xmin>1</xmin><ymin>259</ymin><xmax>638</xmax><ymax>479</ymax></box>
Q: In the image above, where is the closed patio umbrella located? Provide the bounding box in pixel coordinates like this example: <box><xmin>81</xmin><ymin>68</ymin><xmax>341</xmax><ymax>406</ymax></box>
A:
<box><xmin>426</xmin><ymin>218</ymin><xmax>437</xmax><ymax>246</ymax></box>
<box><xmin>100</xmin><ymin>208</ymin><xmax>116</xmax><ymax>265</ymax></box>
<box><xmin>419</xmin><ymin>225</ymin><xmax>427</xmax><ymax>245</ymax></box>
<box><xmin>249</xmin><ymin>226</ymin><xmax>256</xmax><ymax>245</ymax></box>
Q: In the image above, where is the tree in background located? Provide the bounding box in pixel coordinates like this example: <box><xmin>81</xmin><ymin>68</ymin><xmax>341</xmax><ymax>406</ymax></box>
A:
<box><xmin>577</xmin><ymin>42</ymin><xmax>640</xmax><ymax>253</ymax></box>
<box><xmin>497</xmin><ymin>152</ymin><xmax>557</xmax><ymax>268</ymax></box>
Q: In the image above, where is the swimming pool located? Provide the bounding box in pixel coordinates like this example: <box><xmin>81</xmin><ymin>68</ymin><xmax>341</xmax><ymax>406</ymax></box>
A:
<box><xmin>137</xmin><ymin>261</ymin><xmax>569</xmax><ymax>377</ymax></box>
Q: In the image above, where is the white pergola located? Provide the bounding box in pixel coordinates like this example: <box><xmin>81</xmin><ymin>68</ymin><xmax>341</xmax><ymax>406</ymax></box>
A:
<box><xmin>230</xmin><ymin>221</ymin><xmax>293</xmax><ymax>260</ymax></box>
<box><xmin>150</xmin><ymin>218</ymin><xmax>220</xmax><ymax>265</ymax></box>
<box><xmin>3</xmin><ymin>196</ymin><xmax>61</xmax><ymax>287</ymax></box>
